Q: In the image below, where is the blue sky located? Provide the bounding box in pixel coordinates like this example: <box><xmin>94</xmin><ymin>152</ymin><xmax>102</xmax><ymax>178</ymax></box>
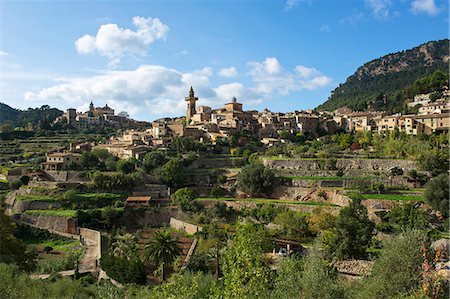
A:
<box><xmin>0</xmin><ymin>0</ymin><xmax>447</xmax><ymax>121</ymax></box>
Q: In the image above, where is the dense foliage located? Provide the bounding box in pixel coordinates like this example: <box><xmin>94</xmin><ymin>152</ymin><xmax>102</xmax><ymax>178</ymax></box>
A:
<box><xmin>237</xmin><ymin>162</ymin><xmax>275</xmax><ymax>196</ymax></box>
<box><xmin>425</xmin><ymin>174</ymin><xmax>449</xmax><ymax>218</ymax></box>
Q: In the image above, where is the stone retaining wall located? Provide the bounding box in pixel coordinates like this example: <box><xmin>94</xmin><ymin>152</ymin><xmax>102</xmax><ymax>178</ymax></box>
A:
<box><xmin>263</xmin><ymin>158</ymin><xmax>417</xmax><ymax>174</ymax></box>
<box><xmin>20</xmin><ymin>214</ymin><xmax>78</xmax><ymax>234</ymax></box>
<box><xmin>170</xmin><ymin>218</ymin><xmax>202</xmax><ymax>235</ymax></box>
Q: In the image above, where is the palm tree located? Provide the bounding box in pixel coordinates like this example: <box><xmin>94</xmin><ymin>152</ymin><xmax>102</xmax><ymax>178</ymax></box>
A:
<box><xmin>144</xmin><ymin>229</ymin><xmax>182</xmax><ymax>281</ymax></box>
<box><xmin>112</xmin><ymin>233</ymin><xmax>137</xmax><ymax>260</ymax></box>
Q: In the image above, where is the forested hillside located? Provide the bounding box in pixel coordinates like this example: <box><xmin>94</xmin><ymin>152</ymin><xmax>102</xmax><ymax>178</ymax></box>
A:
<box><xmin>317</xmin><ymin>39</ymin><xmax>449</xmax><ymax>113</ymax></box>
<box><xmin>0</xmin><ymin>103</ymin><xmax>63</xmax><ymax>131</ymax></box>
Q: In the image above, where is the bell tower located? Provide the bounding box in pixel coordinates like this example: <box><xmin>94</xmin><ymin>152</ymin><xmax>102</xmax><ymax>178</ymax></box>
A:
<box><xmin>185</xmin><ymin>86</ymin><xmax>198</xmax><ymax>121</ymax></box>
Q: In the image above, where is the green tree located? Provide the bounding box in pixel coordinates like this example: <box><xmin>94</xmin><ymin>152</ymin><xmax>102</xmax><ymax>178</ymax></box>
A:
<box><xmin>0</xmin><ymin>208</ymin><xmax>36</xmax><ymax>271</ymax></box>
<box><xmin>300</xmin><ymin>247</ymin><xmax>346</xmax><ymax>299</ymax></box>
<box><xmin>271</xmin><ymin>257</ymin><xmax>303</xmax><ymax>298</ymax></box>
<box><xmin>210</xmin><ymin>186</ymin><xmax>226</xmax><ymax>199</ymax></box>
<box><xmin>328</xmin><ymin>195</ymin><xmax>374</xmax><ymax>259</ymax></box>
<box><xmin>170</xmin><ymin>187</ymin><xmax>201</xmax><ymax>212</ymax></box>
<box><xmin>424</xmin><ymin>173</ymin><xmax>449</xmax><ymax>218</ymax></box>
<box><xmin>222</xmin><ymin>223</ymin><xmax>271</xmax><ymax>298</ymax></box>
<box><xmin>357</xmin><ymin>230</ymin><xmax>425</xmax><ymax>299</ymax></box>
<box><xmin>273</xmin><ymin>210</ymin><xmax>311</xmax><ymax>241</ymax></box>
<box><xmin>143</xmin><ymin>151</ymin><xmax>166</xmax><ymax>172</ymax></box>
<box><xmin>117</xmin><ymin>158</ymin><xmax>136</xmax><ymax>174</ymax></box>
<box><xmin>156</xmin><ymin>158</ymin><xmax>185</xmax><ymax>187</ymax></box>
<box><xmin>150</xmin><ymin>271</ymin><xmax>220</xmax><ymax>299</ymax></box>
<box><xmin>144</xmin><ymin>229</ymin><xmax>182</xmax><ymax>281</ymax></box>
<box><xmin>237</xmin><ymin>162</ymin><xmax>275</xmax><ymax>196</ymax></box>
<box><xmin>112</xmin><ymin>233</ymin><xmax>138</xmax><ymax>260</ymax></box>
<box><xmin>9</xmin><ymin>179</ymin><xmax>23</xmax><ymax>190</ymax></box>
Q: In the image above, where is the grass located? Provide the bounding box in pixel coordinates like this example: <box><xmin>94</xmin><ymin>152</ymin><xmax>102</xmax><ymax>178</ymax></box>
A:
<box><xmin>24</xmin><ymin>238</ymin><xmax>80</xmax><ymax>252</ymax></box>
<box><xmin>358</xmin><ymin>193</ymin><xmax>424</xmax><ymax>201</ymax></box>
<box><xmin>16</xmin><ymin>195</ymin><xmax>60</xmax><ymax>202</ymax></box>
<box><xmin>76</xmin><ymin>192</ymin><xmax>125</xmax><ymax>201</ymax></box>
<box><xmin>279</xmin><ymin>175</ymin><xmax>378</xmax><ymax>181</ymax></box>
<box><xmin>24</xmin><ymin>209</ymin><xmax>78</xmax><ymax>218</ymax></box>
<box><xmin>196</xmin><ymin>197</ymin><xmax>337</xmax><ymax>207</ymax></box>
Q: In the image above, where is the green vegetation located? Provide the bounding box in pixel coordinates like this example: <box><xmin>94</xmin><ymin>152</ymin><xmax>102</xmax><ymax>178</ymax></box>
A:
<box><xmin>24</xmin><ymin>209</ymin><xmax>78</xmax><ymax>218</ymax></box>
<box><xmin>281</xmin><ymin>175</ymin><xmax>378</xmax><ymax>181</ymax></box>
<box><xmin>144</xmin><ymin>229</ymin><xmax>182</xmax><ymax>281</ymax></box>
<box><xmin>358</xmin><ymin>193</ymin><xmax>424</xmax><ymax>201</ymax></box>
<box><xmin>237</xmin><ymin>162</ymin><xmax>275</xmax><ymax>196</ymax></box>
<box><xmin>196</xmin><ymin>197</ymin><xmax>336</xmax><ymax>206</ymax></box>
<box><xmin>425</xmin><ymin>173</ymin><xmax>449</xmax><ymax>217</ymax></box>
<box><xmin>318</xmin><ymin>39</ymin><xmax>449</xmax><ymax>113</ymax></box>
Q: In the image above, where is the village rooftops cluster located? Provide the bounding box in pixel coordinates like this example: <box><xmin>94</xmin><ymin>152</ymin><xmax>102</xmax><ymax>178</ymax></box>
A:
<box><xmin>45</xmin><ymin>88</ymin><xmax>449</xmax><ymax>161</ymax></box>
<box><xmin>57</xmin><ymin>101</ymin><xmax>148</xmax><ymax>130</ymax></box>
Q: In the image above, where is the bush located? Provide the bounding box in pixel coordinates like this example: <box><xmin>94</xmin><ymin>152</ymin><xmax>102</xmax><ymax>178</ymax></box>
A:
<box><xmin>210</xmin><ymin>186</ymin><xmax>226</xmax><ymax>198</ymax></box>
<box><xmin>217</xmin><ymin>175</ymin><xmax>227</xmax><ymax>185</ymax></box>
<box><xmin>237</xmin><ymin>162</ymin><xmax>275</xmax><ymax>196</ymax></box>
<box><xmin>9</xmin><ymin>179</ymin><xmax>23</xmax><ymax>190</ymax></box>
<box><xmin>100</xmin><ymin>254</ymin><xmax>146</xmax><ymax>284</ymax></box>
<box><xmin>424</xmin><ymin>173</ymin><xmax>449</xmax><ymax>218</ymax></box>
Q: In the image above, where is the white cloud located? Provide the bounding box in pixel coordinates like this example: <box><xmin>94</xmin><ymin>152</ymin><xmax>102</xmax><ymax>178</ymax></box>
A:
<box><xmin>340</xmin><ymin>9</ymin><xmax>365</xmax><ymax>25</ymax></box>
<box><xmin>248</xmin><ymin>58</ymin><xmax>332</xmax><ymax>95</ymax></box>
<box><xmin>23</xmin><ymin>58</ymin><xmax>332</xmax><ymax>119</ymax></box>
<box><xmin>248</xmin><ymin>57</ymin><xmax>282</xmax><ymax>76</ymax></box>
<box><xmin>365</xmin><ymin>0</ymin><xmax>392</xmax><ymax>18</ymax></box>
<box><xmin>25</xmin><ymin>65</ymin><xmax>213</xmax><ymax>118</ymax></box>
<box><xmin>75</xmin><ymin>16</ymin><xmax>169</xmax><ymax>66</ymax></box>
<box><xmin>0</xmin><ymin>51</ymin><xmax>8</xmax><ymax>57</ymax></box>
<box><xmin>218</xmin><ymin>67</ymin><xmax>237</xmax><ymax>78</ymax></box>
<box><xmin>285</xmin><ymin>0</ymin><xmax>310</xmax><ymax>11</ymax></box>
<box><xmin>411</xmin><ymin>0</ymin><xmax>440</xmax><ymax>15</ymax></box>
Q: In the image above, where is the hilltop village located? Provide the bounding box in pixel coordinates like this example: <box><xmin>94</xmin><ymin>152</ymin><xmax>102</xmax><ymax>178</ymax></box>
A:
<box><xmin>1</xmin><ymin>92</ymin><xmax>449</xmax><ymax>297</ymax></box>
<box><xmin>51</xmin><ymin>87</ymin><xmax>450</xmax><ymax>161</ymax></box>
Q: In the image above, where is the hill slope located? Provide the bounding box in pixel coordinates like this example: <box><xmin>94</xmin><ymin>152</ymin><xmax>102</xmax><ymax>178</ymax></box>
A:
<box><xmin>317</xmin><ymin>39</ymin><xmax>449</xmax><ymax>112</ymax></box>
<box><xmin>0</xmin><ymin>102</ymin><xmax>63</xmax><ymax>129</ymax></box>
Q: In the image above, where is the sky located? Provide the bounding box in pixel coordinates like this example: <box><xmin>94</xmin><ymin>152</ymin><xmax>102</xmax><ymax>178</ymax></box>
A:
<box><xmin>0</xmin><ymin>0</ymin><xmax>448</xmax><ymax>121</ymax></box>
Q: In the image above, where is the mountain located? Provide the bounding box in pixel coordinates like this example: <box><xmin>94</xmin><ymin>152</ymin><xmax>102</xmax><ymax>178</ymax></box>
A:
<box><xmin>0</xmin><ymin>102</ymin><xmax>63</xmax><ymax>129</ymax></box>
<box><xmin>317</xmin><ymin>39</ymin><xmax>449</xmax><ymax>112</ymax></box>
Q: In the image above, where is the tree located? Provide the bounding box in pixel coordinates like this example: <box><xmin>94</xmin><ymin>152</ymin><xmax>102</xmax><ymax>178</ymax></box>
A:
<box><xmin>0</xmin><ymin>208</ymin><xmax>36</xmax><ymax>271</ymax></box>
<box><xmin>237</xmin><ymin>162</ymin><xmax>275</xmax><ymax>196</ymax></box>
<box><xmin>150</xmin><ymin>271</ymin><xmax>220</xmax><ymax>299</ymax></box>
<box><xmin>117</xmin><ymin>158</ymin><xmax>136</xmax><ymax>174</ymax></box>
<box><xmin>358</xmin><ymin>230</ymin><xmax>425</xmax><ymax>298</ymax></box>
<box><xmin>328</xmin><ymin>195</ymin><xmax>374</xmax><ymax>259</ymax></box>
<box><xmin>156</xmin><ymin>158</ymin><xmax>184</xmax><ymax>187</ymax></box>
<box><xmin>144</xmin><ymin>229</ymin><xmax>182</xmax><ymax>281</ymax></box>
<box><xmin>271</xmin><ymin>257</ymin><xmax>303</xmax><ymax>298</ymax></box>
<box><xmin>9</xmin><ymin>179</ymin><xmax>23</xmax><ymax>190</ymax></box>
<box><xmin>222</xmin><ymin>223</ymin><xmax>271</xmax><ymax>298</ymax></box>
<box><xmin>300</xmin><ymin>247</ymin><xmax>346</xmax><ymax>299</ymax></box>
<box><xmin>307</xmin><ymin>207</ymin><xmax>337</xmax><ymax>235</ymax></box>
<box><xmin>425</xmin><ymin>173</ymin><xmax>449</xmax><ymax>218</ymax></box>
<box><xmin>210</xmin><ymin>186</ymin><xmax>226</xmax><ymax>199</ymax></box>
<box><xmin>143</xmin><ymin>151</ymin><xmax>166</xmax><ymax>172</ymax></box>
<box><xmin>112</xmin><ymin>233</ymin><xmax>138</xmax><ymax>260</ymax></box>
<box><xmin>273</xmin><ymin>210</ymin><xmax>311</xmax><ymax>241</ymax></box>
<box><xmin>171</xmin><ymin>188</ymin><xmax>196</xmax><ymax>204</ymax></box>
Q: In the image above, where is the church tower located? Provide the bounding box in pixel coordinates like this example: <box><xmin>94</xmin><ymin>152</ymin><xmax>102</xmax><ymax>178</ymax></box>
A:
<box><xmin>185</xmin><ymin>86</ymin><xmax>198</xmax><ymax>121</ymax></box>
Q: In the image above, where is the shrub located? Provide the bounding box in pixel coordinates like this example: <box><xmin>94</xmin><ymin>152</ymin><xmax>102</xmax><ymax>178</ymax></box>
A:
<box><xmin>9</xmin><ymin>179</ymin><xmax>23</xmax><ymax>190</ymax></box>
<box><xmin>237</xmin><ymin>162</ymin><xmax>275</xmax><ymax>196</ymax></box>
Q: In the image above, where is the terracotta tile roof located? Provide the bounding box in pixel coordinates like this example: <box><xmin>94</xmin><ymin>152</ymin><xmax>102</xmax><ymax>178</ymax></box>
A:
<box><xmin>126</xmin><ymin>196</ymin><xmax>152</xmax><ymax>202</ymax></box>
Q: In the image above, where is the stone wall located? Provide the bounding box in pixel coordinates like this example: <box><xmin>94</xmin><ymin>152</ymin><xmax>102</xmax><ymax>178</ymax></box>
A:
<box><xmin>170</xmin><ymin>218</ymin><xmax>202</xmax><ymax>235</ymax></box>
<box><xmin>20</xmin><ymin>214</ymin><xmax>78</xmax><ymax>234</ymax></box>
<box><xmin>13</xmin><ymin>200</ymin><xmax>62</xmax><ymax>214</ymax></box>
<box><xmin>263</xmin><ymin>158</ymin><xmax>417</xmax><ymax>174</ymax></box>
<box><xmin>80</xmin><ymin>228</ymin><xmax>102</xmax><ymax>260</ymax></box>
